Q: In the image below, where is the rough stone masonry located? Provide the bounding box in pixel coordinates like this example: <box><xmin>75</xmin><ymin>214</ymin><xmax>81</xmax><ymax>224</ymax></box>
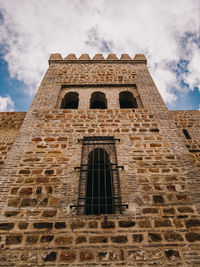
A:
<box><xmin>0</xmin><ymin>53</ymin><xmax>200</xmax><ymax>266</ymax></box>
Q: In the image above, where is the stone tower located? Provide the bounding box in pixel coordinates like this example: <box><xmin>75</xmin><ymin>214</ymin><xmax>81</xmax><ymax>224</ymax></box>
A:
<box><xmin>0</xmin><ymin>53</ymin><xmax>200</xmax><ymax>266</ymax></box>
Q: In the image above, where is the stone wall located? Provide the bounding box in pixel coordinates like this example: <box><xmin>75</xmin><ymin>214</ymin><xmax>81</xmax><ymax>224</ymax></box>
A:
<box><xmin>0</xmin><ymin>112</ymin><xmax>26</xmax><ymax>171</ymax></box>
<box><xmin>171</xmin><ymin>110</ymin><xmax>200</xmax><ymax>214</ymax></box>
<box><xmin>0</xmin><ymin>54</ymin><xmax>200</xmax><ymax>266</ymax></box>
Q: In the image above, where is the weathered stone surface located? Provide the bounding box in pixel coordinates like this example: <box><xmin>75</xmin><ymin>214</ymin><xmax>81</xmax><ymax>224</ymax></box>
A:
<box><xmin>80</xmin><ymin>250</ymin><xmax>94</xmax><ymax>261</ymax></box>
<box><xmin>6</xmin><ymin>235</ymin><xmax>22</xmax><ymax>245</ymax></box>
<box><xmin>43</xmin><ymin>251</ymin><xmax>57</xmax><ymax>262</ymax></box>
<box><xmin>111</xmin><ymin>236</ymin><xmax>128</xmax><ymax>243</ymax></box>
<box><xmin>164</xmin><ymin>231</ymin><xmax>183</xmax><ymax>242</ymax></box>
<box><xmin>148</xmin><ymin>233</ymin><xmax>162</xmax><ymax>242</ymax></box>
<box><xmin>26</xmin><ymin>235</ymin><xmax>39</xmax><ymax>244</ymax></box>
<box><xmin>132</xmin><ymin>234</ymin><xmax>143</xmax><ymax>242</ymax></box>
<box><xmin>4</xmin><ymin>211</ymin><xmax>19</xmax><ymax>217</ymax></box>
<box><xmin>33</xmin><ymin>222</ymin><xmax>53</xmax><ymax>229</ymax></box>
<box><xmin>71</xmin><ymin>221</ymin><xmax>85</xmax><ymax>229</ymax></box>
<box><xmin>55</xmin><ymin>236</ymin><xmax>73</xmax><ymax>245</ymax></box>
<box><xmin>55</xmin><ymin>222</ymin><xmax>66</xmax><ymax>229</ymax></box>
<box><xmin>41</xmin><ymin>235</ymin><xmax>54</xmax><ymax>243</ymax></box>
<box><xmin>185</xmin><ymin>219</ymin><xmax>200</xmax><ymax>228</ymax></box>
<box><xmin>185</xmin><ymin>232</ymin><xmax>200</xmax><ymax>242</ymax></box>
<box><xmin>20</xmin><ymin>198</ymin><xmax>37</xmax><ymax>207</ymax></box>
<box><xmin>18</xmin><ymin>222</ymin><xmax>28</xmax><ymax>229</ymax></box>
<box><xmin>165</xmin><ymin>249</ymin><xmax>180</xmax><ymax>260</ymax></box>
<box><xmin>155</xmin><ymin>219</ymin><xmax>172</xmax><ymax>227</ymax></box>
<box><xmin>76</xmin><ymin>235</ymin><xmax>87</xmax><ymax>244</ymax></box>
<box><xmin>60</xmin><ymin>251</ymin><xmax>76</xmax><ymax>262</ymax></box>
<box><xmin>89</xmin><ymin>236</ymin><xmax>107</xmax><ymax>243</ymax></box>
<box><xmin>101</xmin><ymin>220</ymin><xmax>115</xmax><ymax>228</ymax></box>
<box><xmin>42</xmin><ymin>210</ymin><xmax>57</xmax><ymax>217</ymax></box>
<box><xmin>119</xmin><ymin>220</ymin><xmax>135</xmax><ymax>227</ymax></box>
<box><xmin>0</xmin><ymin>223</ymin><xmax>14</xmax><ymax>230</ymax></box>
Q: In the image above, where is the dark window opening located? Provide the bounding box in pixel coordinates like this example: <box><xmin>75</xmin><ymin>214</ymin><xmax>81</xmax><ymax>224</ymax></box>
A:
<box><xmin>72</xmin><ymin>136</ymin><xmax>127</xmax><ymax>215</ymax></box>
<box><xmin>90</xmin><ymin>92</ymin><xmax>107</xmax><ymax>109</ymax></box>
<box><xmin>183</xmin><ymin>129</ymin><xmax>191</xmax><ymax>139</ymax></box>
<box><xmin>119</xmin><ymin>91</ymin><xmax>138</xmax><ymax>108</ymax></box>
<box><xmin>86</xmin><ymin>148</ymin><xmax>114</xmax><ymax>215</ymax></box>
<box><xmin>61</xmin><ymin>92</ymin><xmax>79</xmax><ymax>109</ymax></box>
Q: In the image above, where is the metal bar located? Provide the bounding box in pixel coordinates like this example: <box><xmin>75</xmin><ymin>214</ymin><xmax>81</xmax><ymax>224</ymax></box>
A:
<box><xmin>109</xmin><ymin>145</ymin><xmax>115</xmax><ymax>214</ymax></box>
<box><xmin>77</xmin><ymin>137</ymin><xmax>85</xmax><ymax>215</ymax></box>
<box><xmin>84</xmin><ymin>144</ymin><xmax>89</xmax><ymax>215</ymax></box>
<box><xmin>104</xmin><ymin>147</ymin><xmax>107</xmax><ymax>214</ymax></box>
<box><xmin>78</xmin><ymin>196</ymin><xmax>121</xmax><ymax>199</ymax></box>
<box><xmin>91</xmin><ymin>145</ymin><xmax>94</xmax><ymax>214</ymax></box>
<box><xmin>98</xmin><ymin>147</ymin><xmax>100</xmax><ymax>214</ymax></box>
<box><xmin>78</xmin><ymin>138</ymin><xmax>120</xmax><ymax>143</ymax></box>
<box><xmin>82</xmin><ymin>142</ymin><xmax>115</xmax><ymax>145</ymax></box>
<box><xmin>112</xmin><ymin>140</ymin><xmax>122</xmax><ymax>214</ymax></box>
<box><xmin>70</xmin><ymin>204</ymin><xmax>128</xmax><ymax>208</ymax></box>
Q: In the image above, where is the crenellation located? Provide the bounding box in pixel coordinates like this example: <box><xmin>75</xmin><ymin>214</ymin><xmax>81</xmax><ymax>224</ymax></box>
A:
<box><xmin>79</xmin><ymin>54</ymin><xmax>91</xmax><ymax>60</ymax></box>
<box><xmin>64</xmin><ymin>53</ymin><xmax>77</xmax><ymax>60</ymax></box>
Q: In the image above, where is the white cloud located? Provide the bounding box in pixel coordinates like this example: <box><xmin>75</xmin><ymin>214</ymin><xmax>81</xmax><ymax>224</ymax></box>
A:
<box><xmin>0</xmin><ymin>95</ymin><xmax>14</xmax><ymax>111</ymax></box>
<box><xmin>0</xmin><ymin>0</ymin><xmax>199</xmax><ymax>104</ymax></box>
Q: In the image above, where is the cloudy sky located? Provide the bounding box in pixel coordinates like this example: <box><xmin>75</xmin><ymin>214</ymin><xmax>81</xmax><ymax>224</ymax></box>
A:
<box><xmin>0</xmin><ymin>0</ymin><xmax>199</xmax><ymax>111</ymax></box>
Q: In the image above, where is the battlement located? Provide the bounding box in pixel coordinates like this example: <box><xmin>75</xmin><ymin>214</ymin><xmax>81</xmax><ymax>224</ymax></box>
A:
<box><xmin>49</xmin><ymin>53</ymin><xmax>147</xmax><ymax>65</ymax></box>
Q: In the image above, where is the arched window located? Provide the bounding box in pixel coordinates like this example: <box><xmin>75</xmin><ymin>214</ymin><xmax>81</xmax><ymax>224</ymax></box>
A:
<box><xmin>86</xmin><ymin>148</ymin><xmax>114</xmax><ymax>215</ymax></box>
<box><xmin>119</xmin><ymin>91</ymin><xmax>138</xmax><ymax>108</ymax></box>
<box><xmin>61</xmin><ymin>92</ymin><xmax>79</xmax><ymax>109</ymax></box>
<box><xmin>90</xmin><ymin>92</ymin><xmax>107</xmax><ymax>109</ymax></box>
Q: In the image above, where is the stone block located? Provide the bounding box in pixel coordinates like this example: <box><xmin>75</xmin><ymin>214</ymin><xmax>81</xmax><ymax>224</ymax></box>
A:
<box><xmin>41</xmin><ymin>235</ymin><xmax>54</xmax><ymax>243</ymax></box>
<box><xmin>71</xmin><ymin>221</ymin><xmax>85</xmax><ymax>229</ymax></box>
<box><xmin>55</xmin><ymin>236</ymin><xmax>73</xmax><ymax>245</ymax></box>
<box><xmin>164</xmin><ymin>231</ymin><xmax>183</xmax><ymax>242</ymax></box>
<box><xmin>111</xmin><ymin>236</ymin><xmax>128</xmax><ymax>243</ymax></box>
<box><xmin>185</xmin><ymin>232</ymin><xmax>200</xmax><ymax>242</ymax></box>
<box><xmin>55</xmin><ymin>222</ymin><xmax>66</xmax><ymax>229</ymax></box>
<box><xmin>60</xmin><ymin>251</ymin><xmax>76</xmax><ymax>262</ymax></box>
<box><xmin>43</xmin><ymin>251</ymin><xmax>57</xmax><ymax>262</ymax></box>
<box><xmin>33</xmin><ymin>222</ymin><xmax>53</xmax><ymax>229</ymax></box>
<box><xmin>119</xmin><ymin>220</ymin><xmax>135</xmax><ymax>227</ymax></box>
<box><xmin>101</xmin><ymin>220</ymin><xmax>115</xmax><ymax>228</ymax></box>
<box><xmin>132</xmin><ymin>234</ymin><xmax>143</xmax><ymax>242</ymax></box>
<box><xmin>20</xmin><ymin>198</ymin><xmax>37</xmax><ymax>207</ymax></box>
<box><xmin>148</xmin><ymin>233</ymin><xmax>162</xmax><ymax>242</ymax></box>
<box><xmin>0</xmin><ymin>223</ymin><xmax>14</xmax><ymax>230</ymax></box>
<box><xmin>165</xmin><ymin>249</ymin><xmax>180</xmax><ymax>260</ymax></box>
<box><xmin>89</xmin><ymin>236</ymin><xmax>107</xmax><ymax>243</ymax></box>
<box><xmin>155</xmin><ymin>219</ymin><xmax>172</xmax><ymax>227</ymax></box>
<box><xmin>6</xmin><ymin>235</ymin><xmax>22</xmax><ymax>245</ymax></box>
<box><xmin>76</xmin><ymin>235</ymin><xmax>87</xmax><ymax>244</ymax></box>
<box><xmin>80</xmin><ymin>250</ymin><xmax>94</xmax><ymax>261</ymax></box>
<box><xmin>42</xmin><ymin>210</ymin><xmax>57</xmax><ymax>217</ymax></box>
<box><xmin>185</xmin><ymin>219</ymin><xmax>200</xmax><ymax>228</ymax></box>
<box><xmin>26</xmin><ymin>235</ymin><xmax>39</xmax><ymax>244</ymax></box>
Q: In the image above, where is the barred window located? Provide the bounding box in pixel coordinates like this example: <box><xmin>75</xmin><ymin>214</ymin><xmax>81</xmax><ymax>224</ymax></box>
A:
<box><xmin>73</xmin><ymin>136</ymin><xmax>126</xmax><ymax>215</ymax></box>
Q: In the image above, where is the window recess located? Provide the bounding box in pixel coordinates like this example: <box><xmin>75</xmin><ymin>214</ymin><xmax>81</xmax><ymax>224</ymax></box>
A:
<box><xmin>71</xmin><ymin>136</ymin><xmax>128</xmax><ymax>215</ymax></box>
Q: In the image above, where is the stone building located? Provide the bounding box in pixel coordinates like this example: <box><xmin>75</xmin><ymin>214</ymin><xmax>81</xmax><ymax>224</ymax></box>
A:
<box><xmin>0</xmin><ymin>53</ymin><xmax>200</xmax><ymax>266</ymax></box>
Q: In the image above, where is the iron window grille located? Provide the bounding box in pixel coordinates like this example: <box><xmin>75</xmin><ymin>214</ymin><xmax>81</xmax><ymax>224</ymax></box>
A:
<box><xmin>72</xmin><ymin>136</ymin><xmax>127</xmax><ymax>215</ymax></box>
